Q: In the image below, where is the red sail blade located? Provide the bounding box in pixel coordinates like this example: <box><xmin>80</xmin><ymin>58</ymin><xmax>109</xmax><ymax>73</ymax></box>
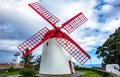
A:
<box><xmin>61</xmin><ymin>12</ymin><xmax>87</xmax><ymax>34</ymax></box>
<box><xmin>29</xmin><ymin>2</ymin><xmax>60</xmax><ymax>28</ymax></box>
<box><xmin>17</xmin><ymin>27</ymin><xmax>55</xmax><ymax>56</ymax></box>
<box><xmin>56</xmin><ymin>32</ymin><xmax>91</xmax><ymax>65</ymax></box>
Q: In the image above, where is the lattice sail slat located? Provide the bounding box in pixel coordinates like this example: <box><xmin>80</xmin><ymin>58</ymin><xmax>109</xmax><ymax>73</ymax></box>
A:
<box><xmin>62</xmin><ymin>12</ymin><xmax>87</xmax><ymax>34</ymax></box>
<box><xmin>17</xmin><ymin>27</ymin><xmax>49</xmax><ymax>56</ymax></box>
<box><xmin>56</xmin><ymin>38</ymin><xmax>89</xmax><ymax>65</ymax></box>
<box><xmin>29</xmin><ymin>2</ymin><xmax>60</xmax><ymax>27</ymax></box>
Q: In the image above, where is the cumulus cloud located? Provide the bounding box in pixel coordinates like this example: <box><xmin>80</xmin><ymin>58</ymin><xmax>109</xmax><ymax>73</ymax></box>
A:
<box><xmin>0</xmin><ymin>0</ymin><xmax>48</xmax><ymax>37</ymax></box>
<box><xmin>0</xmin><ymin>39</ymin><xmax>21</xmax><ymax>51</ymax></box>
<box><xmin>100</xmin><ymin>4</ymin><xmax>113</xmax><ymax>14</ymax></box>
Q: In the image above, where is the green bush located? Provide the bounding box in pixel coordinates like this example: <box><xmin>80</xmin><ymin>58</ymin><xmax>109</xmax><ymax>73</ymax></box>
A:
<box><xmin>19</xmin><ymin>68</ymin><xmax>36</xmax><ymax>77</ymax></box>
<box><xmin>8</xmin><ymin>66</ymin><xmax>16</xmax><ymax>72</ymax></box>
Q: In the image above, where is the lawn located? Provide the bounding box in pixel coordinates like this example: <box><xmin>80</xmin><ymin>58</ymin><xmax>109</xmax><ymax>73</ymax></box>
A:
<box><xmin>0</xmin><ymin>70</ymin><xmax>102</xmax><ymax>77</ymax></box>
<box><xmin>79</xmin><ymin>70</ymin><xmax>103</xmax><ymax>77</ymax></box>
<box><xmin>0</xmin><ymin>70</ymin><xmax>19</xmax><ymax>76</ymax></box>
<box><xmin>1</xmin><ymin>69</ymin><xmax>113</xmax><ymax>77</ymax></box>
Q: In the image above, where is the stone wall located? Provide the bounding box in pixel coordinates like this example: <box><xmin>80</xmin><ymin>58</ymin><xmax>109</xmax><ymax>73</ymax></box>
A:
<box><xmin>0</xmin><ymin>63</ymin><xmax>24</xmax><ymax>70</ymax></box>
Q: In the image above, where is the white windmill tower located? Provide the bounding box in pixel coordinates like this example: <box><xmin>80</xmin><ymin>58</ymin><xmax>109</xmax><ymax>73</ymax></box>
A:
<box><xmin>17</xmin><ymin>2</ymin><xmax>91</xmax><ymax>75</ymax></box>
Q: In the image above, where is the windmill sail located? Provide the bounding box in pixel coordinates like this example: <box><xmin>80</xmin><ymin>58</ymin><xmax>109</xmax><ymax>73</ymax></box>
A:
<box><xmin>17</xmin><ymin>27</ymin><xmax>55</xmax><ymax>56</ymax></box>
<box><xmin>56</xmin><ymin>32</ymin><xmax>90</xmax><ymax>64</ymax></box>
<box><xmin>29</xmin><ymin>2</ymin><xmax>60</xmax><ymax>28</ymax></box>
<box><xmin>61</xmin><ymin>12</ymin><xmax>87</xmax><ymax>34</ymax></box>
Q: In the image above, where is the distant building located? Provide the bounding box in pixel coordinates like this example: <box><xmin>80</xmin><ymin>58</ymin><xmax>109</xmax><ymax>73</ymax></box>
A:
<box><xmin>13</xmin><ymin>52</ymin><xmax>20</xmax><ymax>67</ymax></box>
<box><xmin>106</xmin><ymin>64</ymin><xmax>120</xmax><ymax>76</ymax></box>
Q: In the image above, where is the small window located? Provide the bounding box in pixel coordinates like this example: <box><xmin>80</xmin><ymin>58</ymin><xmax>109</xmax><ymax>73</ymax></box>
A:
<box><xmin>46</xmin><ymin>42</ymin><xmax>48</xmax><ymax>46</ymax></box>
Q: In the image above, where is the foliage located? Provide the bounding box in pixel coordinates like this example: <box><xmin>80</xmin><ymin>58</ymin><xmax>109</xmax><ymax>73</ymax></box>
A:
<box><xmin>34</xmin><ymin>55</ymin><xmax>42</xmax><ymax>69</ymax></box>
<box><xmin>96</xmin><ymin>27</ymin><xmax>120</xmax><ymax>67</ymax></box>
<box><xmin>74</xmin><ymin>65</ymin><xmax>79</xmax><ymax>68</ymax></box>
<box><xmin>21</xmin><ymin>53</ymin><xmax>34</xmax><ymax>64</ymax></box>
<box><xmin>20</xmin><ymin>53</ymin><xmax>38</xmax><ymax>77</ymax></box>
<box><xmin>0</xmin><ymin>70</ymin><xmax>19</xmax><ymax>76</ymax></box>
<box><xmin>8</xmin><ymin>66</ymin><xmax>16</xmax><ymax>72</ymax></box>
<box><xmin>19</xmin><ymin>68</ymin><xmax>37</xmax><ymax>77</ymax></box>
<box><xmin>21</xmin><ymin>53</ymin><xmax>35</xmax><ymax>69</ymax></box>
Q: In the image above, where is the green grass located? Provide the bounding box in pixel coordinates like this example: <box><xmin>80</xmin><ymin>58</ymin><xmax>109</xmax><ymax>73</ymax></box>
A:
<box><xmin>0</xmin><ymin>71</ymin><xmax>19</xmax><ymax>76</ymax></box>
<box><xmin>0</xmin><ymin>70</ymin><xmax>102</xmax><ymax>77</ymax></box>
<box><xmin>0</xmin><ymin>70</ymin><xmax>104</xmax><ymax>77</ymax></box>
<box><xmin>79</xmin><ymin>70</ymin><xmax>103</xmax><ymax>77</ymax></box>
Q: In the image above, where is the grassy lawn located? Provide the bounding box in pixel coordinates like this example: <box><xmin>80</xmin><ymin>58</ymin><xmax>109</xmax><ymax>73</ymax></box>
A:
<box><xmin>0</xmin><ymin>71</ymin><xmax>19</xmax><ymax>76</ymax></box>
<box><xmin>0</xmin><ymin>71</ymin><xmax>42</xmax><ymax>77</ymax></box>
<box><xmin>79</xmin><ymin>70</ymin><xmax>103</xmax><ymax>77</ymax></box>
<box><xmin>0</xmin><ymin>70</ymin><xmax>103</xmax><ymax>77</ymax></box>
<box><xmin>0</xmin><ymin>70</ymin><xmax>108</xmax><ymax>77</ymax></box>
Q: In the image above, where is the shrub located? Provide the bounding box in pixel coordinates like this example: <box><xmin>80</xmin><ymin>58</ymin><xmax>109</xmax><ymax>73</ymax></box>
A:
<box><xmin>19</xmin><ymin>68</ymin><xmax>36</xmax><ymax>77</ymax></box>
<box><xmin>8</xmin><ymin>66</ymin><xmax>16</xmax><ymax>72</ymax></box>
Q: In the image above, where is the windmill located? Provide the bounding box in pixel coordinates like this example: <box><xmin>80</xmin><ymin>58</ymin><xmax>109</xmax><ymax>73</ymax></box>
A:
<box><xmin>17</xmin><ymin>2</ymin><xmax>91</xmax><ymax>75</ymax></box>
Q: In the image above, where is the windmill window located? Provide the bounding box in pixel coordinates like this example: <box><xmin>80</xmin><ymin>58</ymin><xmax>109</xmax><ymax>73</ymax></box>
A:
<box><xmin>46</xmin><ymin>42</ymin><xmax>48</xmax><ymax>46</ymax></box>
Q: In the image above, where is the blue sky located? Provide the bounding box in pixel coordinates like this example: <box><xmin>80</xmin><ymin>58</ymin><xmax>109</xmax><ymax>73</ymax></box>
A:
<box><xmin>0</xmin><ymin>0</ymin><xmax>120</xmax><ymax>65</ymax></box>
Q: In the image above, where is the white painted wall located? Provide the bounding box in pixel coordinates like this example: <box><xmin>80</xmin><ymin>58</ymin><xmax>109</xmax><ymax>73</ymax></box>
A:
<box><xmin>39</xmin><ymin>38</ymin><xmax>75</xmax><ymax>75</ymax></box>
<box><xmin>13</xmin><ymin>53</ymin><xmax>20</xmax><ymax>65</ymax></box>
<box><xmin>106</xmin><ymin>64</ymin><xmax>120</xmax><ymax>76</ymax></box>
<box><xmin>14</xmin><ymin>56</ymin><xmax>20</xmax><ymax>64</ymax></box>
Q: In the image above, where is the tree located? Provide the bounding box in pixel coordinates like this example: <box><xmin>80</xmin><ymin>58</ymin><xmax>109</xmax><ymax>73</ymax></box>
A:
<box><xmin>96</xmin><ymin>27</ymin><xmax>120</xmax><ymax>67</ymax></box>
<box><xmin>21</xmin><ymin>53</ymin><xmax>34</xmax><ymax>64</ymax></box>
<box><xmin>20</xmin><ymin>53</ymin><xmax>36</xmax><ymax>76</ymax></box>
<box><xmin>34</xmin><ymin>55</ymin><xmax>42</xmax><ymax>70</ymax></box>
<box><xmin>21</xmin><ymin>53</ymin><xmax>35</xmax><ymax>68</ymax></box>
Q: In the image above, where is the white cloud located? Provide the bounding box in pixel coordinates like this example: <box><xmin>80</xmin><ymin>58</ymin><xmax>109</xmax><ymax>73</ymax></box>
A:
<box><xmin>0</xmin><ymin>0</ymin><xmax>45</xmax><ymax>35</ymax></box>
<box><xmin>101</xmin><ymin>19</ymin><xmax>120</xmax><ymax>33</ymax></box>
<box><xmin>0</xmin><ymin>39</ymin><xmax>21</xmax><ymax>52</ymax></box>
<box><xmin>0</xmin><ymin>38</ymin><xmax>43</xmax><ymax>56</ymax></box>
<box><xmin>102</xmin><ymin>4</ymin><xmax>113</xmax><ymax>13</ymax></box>
<box><xmin>104</xmin><ymin>0</ymin><xmax>120</xmax><ymax>4</ymax></box>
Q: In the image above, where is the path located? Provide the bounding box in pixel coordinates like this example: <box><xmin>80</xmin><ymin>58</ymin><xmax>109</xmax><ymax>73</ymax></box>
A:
<box><xmin>37</xmin><ymin>71</ymin><xmax>85</xmax><ymax>77</ymax></box>
<box><xmin>0</xmin><ymin>75</ymin><xmax>6</xmax><ymax>77</ymax></box>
